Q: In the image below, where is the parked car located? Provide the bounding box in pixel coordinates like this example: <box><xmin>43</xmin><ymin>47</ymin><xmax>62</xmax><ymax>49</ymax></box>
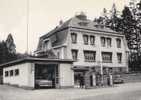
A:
<box><xmin>113</xmin><ymin>74</ymin><xmax>124</xmax><ymax>84</ymax></box>
<box><xmin>35</xmin><ymin>79</ymin><xmax>52</xmax><ymax>88</ymax></box>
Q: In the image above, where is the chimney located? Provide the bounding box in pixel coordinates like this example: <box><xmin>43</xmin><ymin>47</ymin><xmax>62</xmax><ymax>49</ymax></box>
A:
<box><xmin>59</xmin><ymin>20</ymin><xmax>63</xmax><ymax>25</ymax></box>
<box><xmin>75</xmin><ymin>11</ymin><xmax>87</xmax><ymax>20</ymax></box>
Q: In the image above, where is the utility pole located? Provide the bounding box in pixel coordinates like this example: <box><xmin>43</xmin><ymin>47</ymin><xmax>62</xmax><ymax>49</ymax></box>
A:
<box><xmin>26</xmin><ymin>0</ymin><xmax>29</xmax><ymax>54</ymax></box>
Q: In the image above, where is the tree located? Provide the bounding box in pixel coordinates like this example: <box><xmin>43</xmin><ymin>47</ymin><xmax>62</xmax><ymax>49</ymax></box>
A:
<box><xmin>108</xmin><ymin>3</ymin><xmax>120</xmax><ymax>31</ymax></box>
<box><xmin>94</xmin><ymin>4</ymin><xmax>121</xmax><ymax>32</ymax></box>
<box><xmin>95</xmin><ymin>2</ymin><xmax>141</xmax><ymax>71</ymax></box>
<box><xmin>0</xmin><ymin>34</ymin><xmax>17</xmax><ymax>64</ymax></box>
<box><xmin>94</xmin><ymin>8</ymin><xmax>109</xmax><ymax>26</ymax></box>
<box><xmin>0</xmin><ymin>41</ymin><xmax>7</xmax><ymax>64</ymax></box>
<box><xmin>6</xmin><ymin>33</ymin><xmax>16</xmax><ymax>54</ymax></box>
<box><xmin>110</xmin><ymin>4</ymin><xmax>141</xmax><ymax>71</ymax></box>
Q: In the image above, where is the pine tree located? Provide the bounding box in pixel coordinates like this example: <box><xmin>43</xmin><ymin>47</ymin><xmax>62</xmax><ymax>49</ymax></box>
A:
<box><xmin>107</xmin><ymin>3</ymin><xmax>121</xmax><ymax>32</ymax></box>
<box><xmin>0</xmin><ymin>41</ymin><xmax>9</xmax><ymax>64</ymax></box>
<box><xmin>94</xmin><ymin>8</ymin><xmax>108</xmax><ymax>26</ymax></box>
<box><xmin>0</xmin><ymin>34</ymin><xmax>17</xmax><ymax>64</ymax></box>
<box><xmin>118</xmin><ymin>4</ymin><xmax>141</xmax><ymax>71</ymax></box>
<box><xmin>6</xmin><ymin>33</ymin><xmax>16</xmax><ymax>54</ymax></box>
<box><xmin>95</xmin><ymin>1</ymin><xmax>141</xmax><ymax>71</ymax></box>
<box><xmin>94</xmin><ymin>3</ymin><xmax>121</xmax><ymax>32</ymax></box>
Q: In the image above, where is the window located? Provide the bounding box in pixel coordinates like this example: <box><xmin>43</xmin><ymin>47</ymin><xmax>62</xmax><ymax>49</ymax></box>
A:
<box><xmin>107</xmin><ymin>38</ymin><xmax>111</xmax><ymax>47</ymax></box>
<box><xmin>117</xmin><ymin>53</ymin><xmax>122</xmax><ymax>63</ymax></box>
<box><xmin>83</xmin><ymin>35</ymin><xmax>89</xmax><ymax>45</ymax></box>
<box><xmin>72</xmin><ymin>50</ymin><xmax>78</xmax><ymax>61</ymax></box>
<box><xmin>43</xmin><ymin>40</ymin><xmax>49</xmax><ymax>50</ymax></box>
<box><xmin>109</xmin><ymin>68</ymin><xmax>113</xmax><ymax>73</ymax></box>
<box><xmin>50</xmin><ymin>34</ymin><xmax>57</xmax><ymax>43</ymax></box>
<box><xmin>119</xmin><ymin>68</ymin><xmax>122</xmax><ymax>72</ymax></box>
<box><xmin>116</xmin><ymin>38</ymin><xmax>121</xmax><ymax>48</ymax></box>
<box><xmin>57</xmin><ymin>52</ymin><xmax>60</xmax><ymax>59</ymax></box>
<box><xmin>84</xmin><ymin>51</ymin><xmax>96</xmax><ymax>62</ymax></box>
<box><xmin>15</xmin><ymin>69</ymin><xmax>19</xmax><ymax>76</ymax></box>
<box><xmin>10</xmin><ymin>70</ymin><xmax>13</xmax><ymax>76</ymax></box>
<box><xmin>101</xmin><ymin>37</ymin><xmax>106</xmax><ymax>47</ymax></box>
<box><xmin>102</xmin><ymin>52</ymin><xmax>112</xmax><ymax>63</ymax></box>
<box><xmin>51</xmin><ymin>34</ymin><xmax>57</xmax><ymax>46</ymax></box>
<box><xmin>90</xmin><ymin>36</ymin><xmax>95</xmax><ymax>45</ymax></box>
<box><xmin>5</xmin><ymin>71</ymin><xmax>8</xmax><ymax>77</ymax></box>
<box><xmin>71</xmin><ymin>33</ymin><xmax>77</xmax><ymax>43</ymax></box>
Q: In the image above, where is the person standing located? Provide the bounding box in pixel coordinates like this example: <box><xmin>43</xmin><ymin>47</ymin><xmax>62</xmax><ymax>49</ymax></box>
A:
<box><xmin>79</xmin><ymin>75</ymin><xmax>84</xmax><ymax>88</ymax></box>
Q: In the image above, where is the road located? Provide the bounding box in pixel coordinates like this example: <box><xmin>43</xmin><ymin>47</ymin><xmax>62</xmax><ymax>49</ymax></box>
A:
<box><xmin>75</xmin><ymin>90</ymin><xmax>141</xmax><ymax>100</ymax></box>
<box><xmin>0</xmin><ymin>82</ymin><xmax>141</xmax><ymax>100</ymax></box>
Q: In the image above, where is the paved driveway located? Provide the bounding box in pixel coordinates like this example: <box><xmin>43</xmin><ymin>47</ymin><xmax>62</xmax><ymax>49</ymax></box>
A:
<box><xmin>0</xmin><ymin>82</ymin><xmax>141</xmax><ymax>100</ymax></box>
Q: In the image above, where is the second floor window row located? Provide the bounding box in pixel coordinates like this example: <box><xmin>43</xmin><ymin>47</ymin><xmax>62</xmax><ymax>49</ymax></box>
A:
<box><xmin>71</xmin><ymin>33</ymin><xmax>95</xmax><ymax>45</ymax></box>
<box><xmin>71</xmin><ymin>33</ymin><xmax>121</xmax><ymax>49</ymax></box>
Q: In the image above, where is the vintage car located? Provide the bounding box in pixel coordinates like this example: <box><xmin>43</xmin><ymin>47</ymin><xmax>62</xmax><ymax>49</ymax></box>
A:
<box><xmin>35</xmin><ymin>79</ymin><xmax>53</xmax><ymax>88</ymax></box>
<box><xmin>113</xmin><ymin>74</ymin><xmax>124</xmax><ymax>84</ymax></box>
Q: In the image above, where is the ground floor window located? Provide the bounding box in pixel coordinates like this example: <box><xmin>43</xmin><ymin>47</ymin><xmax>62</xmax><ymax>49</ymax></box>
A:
<box><xmin>5</xmin><ymin>71</ymin><xmax>8</xmax><ymax>77</ymax></box>
<box><xmin>10</xmin><ymin>70</ymin><xmax>13</xmax><ymax>76</ymax></box>
<box><xmin>15</xmin><ymin>69</ymin><xmax>19</xmax><ymax>76</ymax></box>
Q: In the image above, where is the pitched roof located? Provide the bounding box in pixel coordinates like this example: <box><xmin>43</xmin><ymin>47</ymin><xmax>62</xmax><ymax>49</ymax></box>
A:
<box><xmin>36</xmin><ymin>14</ymin><xmax>124</xmax><ymax>52</ymax></box>
<box><xmin>41</xmin><ymin>14</ymin><xmax>121</xmax><ymax>39</ymax></box>
<box><xmin>0</xmin><ymin>57</ymin><xmax>73</xmax><ymax>68</ymax></box>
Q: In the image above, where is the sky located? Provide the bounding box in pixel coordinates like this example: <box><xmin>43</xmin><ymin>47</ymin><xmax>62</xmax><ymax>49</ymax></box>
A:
<box><xmin>0</xmin><ymin>0</ymin><xmax>131</xmax><ymax>53</ymax></box>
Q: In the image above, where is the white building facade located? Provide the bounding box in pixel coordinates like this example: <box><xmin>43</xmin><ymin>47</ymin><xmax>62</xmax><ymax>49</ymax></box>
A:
<box><xmin>36</xmin><ymin>13</ymin><xmax>129</xmax><ymax>87</ymax></box>
<box><xmin>2</xmin><ymin>58</ymin><xmax>74</xmax><ymax>89</ymax></box>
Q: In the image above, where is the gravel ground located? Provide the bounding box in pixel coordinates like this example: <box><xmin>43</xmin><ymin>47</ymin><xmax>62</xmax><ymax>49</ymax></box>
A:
<box><xmin>0</xmin><ymin>82</ymin><xmax>141</xmax><ymax>100</ymax></box>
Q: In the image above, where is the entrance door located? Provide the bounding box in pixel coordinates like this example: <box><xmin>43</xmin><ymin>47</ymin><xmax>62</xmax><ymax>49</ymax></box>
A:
<box><xmin>74</xmin><ymin>71</ymin><xmax>85</xmax><ymax>88</ymax></box>
<box><xmin>35</xmin><ymin>64</ymin><xmax>58</xmax><ymax>89</ymax></box>
<box><xmin>90</xmin><ymin>75</ymin><xmax>93</xmax><ymax>86</ymax></box>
